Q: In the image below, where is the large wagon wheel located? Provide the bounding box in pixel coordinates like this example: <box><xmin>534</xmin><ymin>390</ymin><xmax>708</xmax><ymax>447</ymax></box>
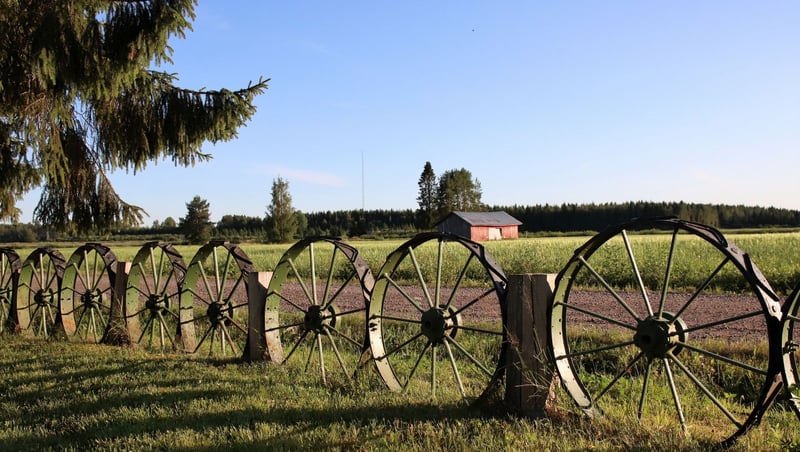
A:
<box><xmin>780</xmin><ymin>281</ymin><xmax>800</xmax><ymax>420</ymax></box>
<box><xmin>61</xmin><ymin>243</ymin><xmax>118</xmax><ymax>342</ymax></box>
<box><xmin>550</xmin><ymin>217</ymin><xmax>783</xmax><ymax>447</ymax></box>
<box><xmin>125</xmin><ymin>242</ymin><xmax>187</xmax><ymax>350</ymax></box>
<box><xmin>17</xmin><ymin>247</ymin><xmax>67</xmax><ymax>337</ymax></box>
<box><xmin>265</xmin><ymin>237</ymin><xmax>374</xmax><ymax>385</ymax></box>
<box><xmin>0</xmin><ymin>248</ymin><xmax>22</xmax><ymax>333</ymax></box>
<box><xmin>368</xmin><ymin>232</ymin><xmax>508</xmax><ymax>402</ymax></box>
<box><xmin>179</xmin><ymin>241</ymin><xmax>254</xmax><ymax>357</ymax></box>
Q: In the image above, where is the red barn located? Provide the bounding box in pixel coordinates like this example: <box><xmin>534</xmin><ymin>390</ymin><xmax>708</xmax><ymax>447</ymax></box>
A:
<box><xmin>437</xmin><ymin>211</ymin><xmax>522</xmax><ymax>241</ymax></box>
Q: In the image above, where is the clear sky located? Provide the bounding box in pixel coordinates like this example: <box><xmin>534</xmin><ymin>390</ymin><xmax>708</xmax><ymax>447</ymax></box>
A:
<box><xmin>18</xmin><ymin>1</ymin><xmax>800</xmax><ymax>224</ymax></box>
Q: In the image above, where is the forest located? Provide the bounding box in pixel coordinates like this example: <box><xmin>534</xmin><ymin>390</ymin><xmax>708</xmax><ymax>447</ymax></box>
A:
<box><xmin>1</xmin><ymin>200</ymin><xmax>797</xmax><ymax>243</ymax></box>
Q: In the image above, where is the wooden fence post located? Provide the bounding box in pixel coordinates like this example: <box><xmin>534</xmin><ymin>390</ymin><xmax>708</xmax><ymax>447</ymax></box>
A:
<box><xmin>101</xmin><ymin>261</ymin><xmax>131</xmax><ymax>345</ymax></box>
<box><xmin>505</xmin><ymin>273</ymin><xmax>557</xmax><ymax>417</ymax></box>
<box><xmin>246</xmin><ymin>271</ymin><xmax>273</xmax><ymax>362</ymax></box>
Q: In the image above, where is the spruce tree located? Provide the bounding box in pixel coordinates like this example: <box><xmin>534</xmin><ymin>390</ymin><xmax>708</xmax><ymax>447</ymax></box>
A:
<box><xmin>266</xmin><ymin>176</ymin><xmax>297</xmax><ymax>242</ymax></box>
<box><xmin>0</xmin><ymin>1</ymin><xmax>268</xmax><ymax>231</ymax></box>
<box><xmin>179</xmin><ymin>195</ymin><xmax>212</xmax><ymax>244</ymax></box>
<box><xmin>415</xmin><ymin>161</ymin><xmax>437</xmax><ymax>229</ymax></box>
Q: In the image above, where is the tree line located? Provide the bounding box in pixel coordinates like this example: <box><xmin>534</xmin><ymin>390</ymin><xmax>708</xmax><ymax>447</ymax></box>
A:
<box><xmin>2</xmin><ymin>200</ymin><xmax>797</xmax><ymax>244</ymax></box>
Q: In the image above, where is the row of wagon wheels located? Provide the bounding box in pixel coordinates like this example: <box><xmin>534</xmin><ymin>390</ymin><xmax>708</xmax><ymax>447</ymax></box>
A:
<box><xmin>0</xmin><ymin>217</ymin><xmax>799</xmax><ymax>446</ymax></box>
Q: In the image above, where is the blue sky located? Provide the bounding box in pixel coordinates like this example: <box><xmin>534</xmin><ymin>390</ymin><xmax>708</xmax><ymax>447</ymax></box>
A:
<box><xmin>20</xmin><ymin>1</ymin><xmax>800</xmax><ymax>223</ymax></box>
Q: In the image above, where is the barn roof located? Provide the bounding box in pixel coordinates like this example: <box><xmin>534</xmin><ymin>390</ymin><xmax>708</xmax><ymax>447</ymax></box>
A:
<box><xmin>438</xmin><ymin>211</ymin><xmax>522</xmax><ymax>227</ymax></box>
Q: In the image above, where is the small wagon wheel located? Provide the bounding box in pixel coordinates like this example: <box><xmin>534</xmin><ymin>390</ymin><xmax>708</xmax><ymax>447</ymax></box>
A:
<box><xmin>178</xmin><ymin>240</ymin><xmax>254</xmax><ymax>357</ymax></box>
<box><xmin>368</xmin><ymin>232</ymin><xmax>508</xmax><ymax>402</ymax></box>
<box><xmin>17</xmin><ymin>247</ymin><xmax>67</xmax><ymax>337</ymax></box>
<box><xmin>265</xmin><ymin>237</ymin><xmax>374</xmax><ymax>385</ymax></box>
<box><xmin>61</xmin><ymin>243</ymin><xmax>118</xmax><ymax>342</ymax></box>
<box><xmin>549</xmin><ymin>217</ymin><xmax>782</xmax><ymax>447</ymax></box>
<box><xmin>125</xmin><ymin>242</ymin><xmax>187</xmax><ymax>350</ymax></box>
<box><xmin>0</xmin><ymin>248</ymin><xmax>22</xmax><ymax>333</ymax></box>
<box><xmin>780</xmin><ymin>281</ymin><xmax>800</xmax><ymax>420</ymax></box>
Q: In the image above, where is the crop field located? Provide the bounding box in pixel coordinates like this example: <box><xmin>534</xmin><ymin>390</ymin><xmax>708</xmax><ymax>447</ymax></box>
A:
<box><xmin>2</xmin><ymin>230</ymin><xmax>800</xmax><ymax>449</ymax></box>
<box><xmin>9</xmin><ymin>230</ymin><xmax>800</xmax><ymax>293</ymax></box>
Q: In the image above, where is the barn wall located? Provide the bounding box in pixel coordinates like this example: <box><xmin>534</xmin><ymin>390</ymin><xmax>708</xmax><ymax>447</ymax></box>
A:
<box><xmin>501</xmin><ymin>225</ymin><xmax>519</xmax><ymax>239</ymax></box>
<box><xmin>438</xmin><ymin>217</ymin><xmax>472</xmax><ymax>238</ymax></box>
<box><xmin>470</xmin><ymin>225</ymin><xmax>519</xmax><ymax>241</ymax></box>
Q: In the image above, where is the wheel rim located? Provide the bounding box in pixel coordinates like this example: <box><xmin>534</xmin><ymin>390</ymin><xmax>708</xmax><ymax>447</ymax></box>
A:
<box><xmin>125</xmin><ymin>242</ymin><xmax>186</xmax><ymax>350</ymax></box>
<box><xmin>368</xmin><ymin>232</ymin><xmax>508</xmax><ymax>402</ymax></box>
<box><xmin>179</xmin><ymin>241</ymin><xmax>254</xmax><ymax>357</ymax></box>
<box><xmin>265</xmin><ymin>237</ymin><xmax>374</xmax><ymax>385</ymax></box>
<box><xmin>61</xmin><ymin>243</ymin><xmax>118</xmax><ymax>342</ymax></box>
<box><xmin>17</xmin><ymin>248</ymin><xmax>67</xmax><ymax>337</ymax></box>
<box><xmin>780</xmin><ymin>281</ymin><xmax>800</xmax><ymax>420</ymax></box>
<box><xmin>0</xmin><ymin>248</ymin><xmax>21</xmax><ymax>333</ymax></box>
<box><xmin>550</xmin><ymin>217</ymin><xmax>782</xmax><ymax>446</ymax></box>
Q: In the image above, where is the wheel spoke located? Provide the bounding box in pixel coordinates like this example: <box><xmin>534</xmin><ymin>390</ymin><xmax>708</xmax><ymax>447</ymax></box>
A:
<box><xmin>595</xmin><ymin>351</ymin><xmax>646</xmax><ymax>403</ymax></box>
<box><xmin>557</xmin><ymin>299</ymin><xmax>638</xmax><ymax>331</ymax></box>
<box><xmin>376</xmin><ymin>332</ymin><xmax>425</xmax><ymax>361</ymax></box>
<box><xmin>676</xmin><ymin>340</ymin><xmax>768</xmax><ymax>375</ymax></box>
<box><xmin>664</xmin><ymin>359</ymin><xmax>688</xmax><ymax>434</ymax></box>
<box><xmin>657</xmin><ymin>228</ymin><xmax>679</xmax><ymax>317</ymax></box>
<box><xmin>443</xmin><ymin>338</ymin><xmax>466</xmax><ymax>397</ymax></box>
<box><xmin>451</xmin><ymin>287</ymin><xmax>497</xmax><ymax>318</ymax></box>
<box><xmin>443</xmin><ymin>254</ymin><xmax>474</xmax><ymax>310</ymax></box>
<box><xmin>444</xmin><ymin>335</ymin><xmax>494</xmax><ymax>378</ymax></box>
<box><xmin>622</xmin><ymin>230</ymin><xmax>653</xmax><ymax>316</ymax></box>
<box><xmin>402</xmin><ymin>340</ymin><xmax>431</xmax><ymax>390</ymax></box>
<box><xmin>385</xmin><ymin>276</ymin><xmax>427</xmax><ymax>313</ymax></box>
<box><xmin>408</xmin><ymin>246</ymin><xmax>433</xmax><ymax>309</ymax></box>
<box><xmin>673</xmin><ymin>257</ymin><xmax>730</xmax><ymax>320</ymax></box>
<box><xmin>554</xmin><ymin>338</ymin><xmax>637</xmax><ymax>361</ymax></box>
<box><xmin>287</xmin><ymin>257</ymin><xmax>314</xmax><ymax>305</ymax></box>
<box><xmin>578</xmin><ymin>255</ymin><xmax>641</xmax><ymax>323</ymax></box>
<box><xmin>669</xmin><ymin>352</ymin><xmax>743</xmax><ymax>427</ymax></box>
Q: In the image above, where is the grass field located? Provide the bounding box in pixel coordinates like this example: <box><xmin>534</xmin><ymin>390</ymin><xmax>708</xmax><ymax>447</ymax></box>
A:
<box><xmin>3</xmin><ymin>231</ymin><xmax>800</xmax><ymax>449</ymax></box>
<box><xmin>0</xmin><ymin>334</ymin><xmax>798</xmax><ymax>451</ymax></box>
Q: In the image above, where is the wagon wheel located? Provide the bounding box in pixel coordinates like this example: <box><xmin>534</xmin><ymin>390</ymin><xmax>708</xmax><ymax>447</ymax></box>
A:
<box><xmin>368</xmin><ymin>232</ymin><xmax>508</xmax><ymax>402</ymax></box>
<box><xmin>780</xmin><ymin>281</ymin><xmax>800</xmax><ymax>420</ymax></box>
<box><xmin>178</xmin><ymin>241</ymin><xmax>254</xmax><ymax>357</ymax></box>
<box><xmin>550</xmin><ymin>217</ymin><xmax>783</xmax><ymax>447</ymax></box>
<box><xmin>61</xmin><ymin>243</ymin><xmax>118</xmax><ymax>342</ymax></box>
<box><xmin>125</xmin><ymin>242</ymin><xmax>187</xmax><ymax>350</ymax></box>
<box><xmin>17</xmin><ymin>248</ymin><xmax>67</xmax><ymax>337</ymax></box>
<box><xmin>265</xmin><ymin>237</ymin><xmax>374</xmax><ymax>385</ymax></box>
<box><xmin>0</xmin><ymin>248</ymin><xmax>22</xmax><ymax>333</ymax></box>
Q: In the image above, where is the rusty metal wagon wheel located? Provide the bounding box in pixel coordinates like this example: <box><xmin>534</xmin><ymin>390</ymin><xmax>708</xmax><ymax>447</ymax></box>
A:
<box><xmin>780</xmin><ymin>281</ymin><xmax>800</xmax><ymax>420</ymax></box>
<box><xmin>178</xmin><ymin>241</ymin><xmax>254</xmax><ymax>357</ymax></box>
<box><xmin>549</xmin><ymin>217</ymin><xmax>783</xmax><ymax>447</ymax></box>
<box><xmin>61</xmin><ymin>243</ymin><xmax>118</xmax><ymax>342</ymax></box>
<box><xmin>265</xmin><ymin>237</ymin><xmax>374</xmax><ymax>385</ymax></box>
<box><xmin>17</xmin><ymin>247</ymin><xmax>67</xmax><ymax>337</ymax></box>
<box><xmin>368</xmin><ymin>232</ymin><xmax>508</xmax><ymax>402</ymax></box>
<box><xmin>0</xmin><ymin>248</ymin><xmax>21</xmax><ymax>333</ymax></box>
<box><xmin>125</xmin><ymin>242</ymin><xmax>186</xmax><ymax>350</ymax></box>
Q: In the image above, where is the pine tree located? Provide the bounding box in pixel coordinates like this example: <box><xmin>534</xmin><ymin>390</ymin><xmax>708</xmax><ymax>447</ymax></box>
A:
<box><xmin>266</xmin><ymin>177</ymin><xmax>297</xmax><ymax>242</ymax></box>
<box><xmin>0</xmin><ymin>1</ymin><xmax>268</xmax><ymax>231</ymax></box>
<box><xmin>180</xmin><ymin>195</ymin><xmax>212</xmax><ymax>244</ymax></box>
<box><xmin>415</xmin><ymin>161</ymin><xmax>438</xmax><ymax>229</ymax></box>
<box><xmin>436</xmin><ymin>168</ymin><xmax>483</xmax><ymax>214</ymax></box>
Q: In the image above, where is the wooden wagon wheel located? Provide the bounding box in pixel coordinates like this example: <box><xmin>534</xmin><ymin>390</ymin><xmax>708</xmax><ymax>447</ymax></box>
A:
<box><xmin>124</xmin><ymin>242</ymin><xmax>187</xmax><ymax>350</ymax></box>
<box><xmin>549</xmin><ymin>217</ymin><xmax>783</xmax><ymax>447</ymax></box>
<box><xmin>178</xmin><ymin>241</ymin><xmax>254</xmax><ymax>357</ymax></box>
<box><xmin>368</xmin><ymin>232</ymin><xmax>508</xmax><ymax>403</ymax></box>
<box><xmin>61</xmin><ymin>243</ymin><xmax>118</xmax><ymax>342</ymax></box>
<box><xmin>265</xmin><ymin>237</ymin><xmax>374</xmax><ymax>385</ymax></box>
<box><xmin>17</xmin><ymin>247</ymin><xmax>67</xmax><ymax>337</ymax></box>
<box><xmin>0</xmin><ymin>248</ymin><xmax>21</xmax><ymax>333</ymax></box>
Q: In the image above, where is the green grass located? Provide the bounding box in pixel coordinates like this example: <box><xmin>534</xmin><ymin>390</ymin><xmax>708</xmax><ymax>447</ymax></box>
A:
<box><xmin>0</xmin><ymin>335</ymin><xmax>798</xmax><ymax>450</ymax></box>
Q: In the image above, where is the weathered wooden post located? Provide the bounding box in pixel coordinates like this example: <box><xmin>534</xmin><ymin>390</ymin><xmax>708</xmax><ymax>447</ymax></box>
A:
<box><xmin>505</xmin><ymin>273</ymin><xmax>557</xmax><ymax>417</ymax></box>
<box><xmin>101</xmin><ymin>261</ymin><xmax>132</xmax><ymax>345</ymax></box>
<box><xmin>245</xmin><ymin>271</ymin><xmax>274</xmax><ymax>362</ymax></box>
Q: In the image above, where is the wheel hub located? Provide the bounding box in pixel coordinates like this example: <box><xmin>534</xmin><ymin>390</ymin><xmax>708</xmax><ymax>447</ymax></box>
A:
<box><xmin>420</xmin><ymin>307</ymin><xmax>461</xmax><ymax>343</ymax></box>
<box><xmin>207</xmin><ymin>302</ymin><xmax>232</xmax><ymax>327</ymax></box>
<box><xmin>633</xmin><ymin>312</ymin><xmax>688</xmax><ymax>359</ymax></box>
<box><xmin>304</xmin><ymin>304</ymin><xmax>337</xmax><ymax>333</ymax></box>
<box><xmin>34</xmin><ymin>289</ymin><xmax>53</xmax><ymax>306</ymax></box>
<box><xmin>81</xmin><ymin>289</ymin><xmax>102</xmax><ymax>308</ymax></box>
